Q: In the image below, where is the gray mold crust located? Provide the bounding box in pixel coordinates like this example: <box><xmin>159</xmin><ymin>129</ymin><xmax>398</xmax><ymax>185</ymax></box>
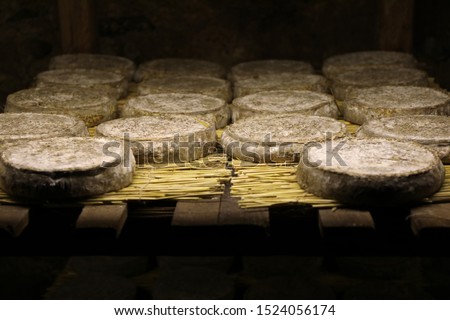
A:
<box><xmin>231</xmin><ymin>90</ymin><xmax>339</xmax><ymax>122</ymax></box>
<box><xmin>297</xmin><ymin>138</ymin><xmax>445</xmax><ymax>206</ymax></box>
<box><xmin>221</xmin><ymin>115</ymin><xmax>347</xmax><ymax>163</ymax></box>
<box><xmin>342</xmin><ymin>86</ymin><xmax>450</xmax><ymax>124</ymax></box>
<box><xmin>96</xmin><ymin>115</ymin><xmax>216</xmax><ymax>164</ymax></box>
<box><xmin>0</xmin><ymin>137</ymin><xmax>135</xmax><ymax>199</ymax></box>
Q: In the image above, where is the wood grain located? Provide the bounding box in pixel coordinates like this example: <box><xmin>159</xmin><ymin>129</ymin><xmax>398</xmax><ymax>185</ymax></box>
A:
<box><xmin>410</xmin><ymin>203</ymin><xmax>450</xmax><ymax>236</ymax></box>
<box><xmin>319</xmin><ymin>208</ymin><xmax>375</xmax><ymax>238</ymax></box>
<box><xmin>76</xmin><ymin>204</ymin><xmax>128</xmax><ymax>238</ymax></box>
<box><xmin>58</xmin><ymin>0</ymin><xmax>98</xmax><ymax>53</ymax></box>
<box><xmin>378</xmin><ymin>0</ymin><xmax>414</xmax><ymax>52</ymax></box>
<box><xmin>172</xmin><ymin>200</ymin><xmax>220</xmax><ymax>226</ymax></box>
<box><xmin>0</xmin><ymin>205</ymin><xmax>29</xmax><ymax>237</ymax></box>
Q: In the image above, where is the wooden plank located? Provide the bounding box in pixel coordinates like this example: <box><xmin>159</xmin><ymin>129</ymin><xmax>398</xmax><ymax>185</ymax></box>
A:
<box><xmin>219</xmin><ymin>197</ymin><xmax>269</xmax><ymax>228</ymax></box>
<box><xmin>76</xmin><ymin>204</ymin><xmax>127</xmax><ymax>238</ymax></box>
<box><xmin>378</xmin><ymin>0</ymin><xmax>414</xmax><ymax>52</ymax></box>
<box><xmin>172</xmin><ymin>200</ymin><xmax>220</xmax><ymax>226</ymax></box>
<box><xmin>410</xmin><ymin>203</ymin><xmax>450</xmax><ymax>237</ymax></box>
<box><xmin>57</xmin><ymin>0</ymin><xmax>98</xmax><ymax>53</ymax></box>
<box><xmin>319</xmin><ymin>208</ymin><xmax>375</xmax><ymax>238</ymax></box>
<box><xmin>0</xmin><ymin>205</ymin><xmax>29</xmax><ymax>237</ymax></box>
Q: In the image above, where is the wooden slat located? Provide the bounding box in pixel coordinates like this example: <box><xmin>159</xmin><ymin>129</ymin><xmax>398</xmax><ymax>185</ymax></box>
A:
<box><xmin>76</xmin><ymin>204</ymin><xmax>128</xmax><ymax>238</ymax></box>
<box><xmin>57</xmin><ymin>0</ymin><xmax>98</xmax><ymax>53</ymax></box>
<box><xmin>378</xmin><ymin>0</ymin><xmax>414</xmax><ymax>52</ymax></box>
<box><xmin>219</xmin><ymin>197</ymin><xmax>269</xmax><ymax>228</ymax></box>
<box><xmin>0</xmin><ymin>205</ymin><xmax>29</xmax><ymax>237</ymax></box>
<box><xmin>171</xmin><ymin>200</ymin><xmax>220</xmax><ymax>226</ymax></box>
<box><xmin>410</xmin><ymin>203</ymin><xmax>450</xmax><ymax>236</ymax></box>
<box><xmin>319</xmin><ymin>208</ymin><xmax>375</xmax><ymax>238</ymax></box>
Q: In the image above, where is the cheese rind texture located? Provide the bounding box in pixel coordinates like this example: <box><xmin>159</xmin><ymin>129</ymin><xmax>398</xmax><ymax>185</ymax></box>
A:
<box><xmin>121</xmin><ymin>93</ymin><xmax>230</xmax><ymax>129</ymax></box>
<box><xmin>6</xmin><ymin>86</ymin><xmax>117</xmax><ymax>127</ymax></box>
<box><xmin>232</xmin><ymin>90</ymin><xmax>339</xmax><ymax>121</ymax></box>
<box><xmin>49</xmin><ymin>53</ymin><xmax>136</xmax><ymax>81</ymax></box>
<box><xmin>137</xmin><ymin>76</ymin><xmax>232</xmax><ymax>102</ymax></box>
<box><xmin>134</xmin><ymin>58</ymin><xmax>226</xmax><ymax>82</ymax></box>
<box><xmin>322</xmin><ymin>51</ymin><xmax>418</xmax><ymax>79</ymax></box>
<box><xmin>357</xmin><ymin>115</ymin><xmax>450</xmax><ymax>163</ymax></box>
<box><xmin>96</xmin><ymin>115</ymin><xmax>216</xmax><ymax>163</ymax></box>
<box><xmin>0</xmin><ymin>137</ymin><xmax>135</xmax><ymax>199</ymax></box>
<box><xmin>331</xmin><ymin>68</ymin><xmax>429</xmax><ymax>101</ymax></box>
<box><xmin>233</xmin><ymin>74</ymin><xmax>329</xmax><ymax>98</ymax></box>
<box><xmin>221</xmin><ymin>115</ymin><xmax>347</xmax><ymax>163</ymax></box>
<box><xmin>297</xmin><ymin>138</ymin><xmax>445</xmax><ymax>205</ymax></box>
<box><xmin>36</xmin><ymin>68</ymin><xmax>128</xmax><ymax>99</ymax></box>
<box><xmin>0</xmin><ymin>113</ymin><xmax>88</xmax><ymax>148</ymax></box>
<box><xmin>341</xmin><ymin>86</ymin><xmax>450</xmax><ymax>124</ymax></box>
<box><xmin>230</xmin><ymin>59</ymin><xmax>315</xmax><ymax>82</ymax></box>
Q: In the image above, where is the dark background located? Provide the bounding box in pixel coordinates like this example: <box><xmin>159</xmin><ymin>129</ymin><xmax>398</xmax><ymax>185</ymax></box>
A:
<box><xmin>0</xmin><ymin>0</ymin><xmax>449</xmax><ymax>104</ymax></box>
<box><xmin>0</xmin><ymin>0</ymin><xmax>449</xmax><ymax>299</ymax></box>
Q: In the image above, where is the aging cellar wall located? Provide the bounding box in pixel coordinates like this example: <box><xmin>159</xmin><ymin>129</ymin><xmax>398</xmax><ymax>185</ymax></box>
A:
<box><xmin>0</xmin><ymin>0</ymin><xmax>449</xmax><ymax>101</ymax></box>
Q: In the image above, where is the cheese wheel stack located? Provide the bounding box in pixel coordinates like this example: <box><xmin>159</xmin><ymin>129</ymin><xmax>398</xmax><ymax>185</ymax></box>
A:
<box><xmin>322</xmin><ymin>50</ymin><xmax>418</xmax><ymax>80</ymax></box>
<box><xmin>297</xmin><ymin>138</ymin><xmax>445</xmax><ymax>206</ymax></box>
<box><xmin>233</xmin><ymin>73</ymin><xmax>329</xmax><ymax>98</ymax></box>
<box><xmin>221</xmin><ymin>115</ymin><xmax>347</xmax><ymax>163</ymax></box>
<box><xmin>36</xmin><ymin>68</ymin><xmax>128</xmax><ymax>99</ymax></box>
<box><xmin>0</xmin><ymin>137</ymin><xmax>135</xmax><ymax>199</ymax></box>
<box><xmin>49</xmin><ymin>53</ymin><xmax>136</xmax><ymax>81</ymax></box>
<box><xmin>137</xmin><ymin>75</ymin><xmax>232</xmax><ymax>102</ymax></box>
<box><xmin>231</xmin><ymin>90</ymin><xmax>339</xmax><ymax>122</ymax></box>
<box><xmin>121</xmin><ymin>93</ymin><xmax>229</xmax><ymax>129</ymax></box>
<box><xmin>96</xmin><ymin>115</ymin><xmax>216</xmax><ymax>164</ymax></box>
<box><xmin>341</xmin><ymin>85</ymin><xmax>450</xmax><ymax>124</ymax></box>
<box><xmin>134</xmin><ymin>58</ymin><xmax>227</xmax><ymax>82</ymax></box>
<box><xmin>6</xmin><ymin>86</ymin><xmax>117</xmax><ymax>127</ymax></box>
<box><xmin>330</xmin><ymin>67</ymin><xmax>429</xmax><ymax>101</ymax></box>
<box><xmin>322</xmin><ymin>51</ymin><xmax>430</xmax><ymax>101</ymax></box>
<box><xmin>0</xmin><ymin>113</ymin><xmax>88</xmax><ymax>149</ymax></box>
<box><xmin>357</xmin><ymin>115</ymin><xmax>450</xmax><ymax>163</ymax></box>
<box><xmin>229</xmin><ymin>59</ymin><xmax>315</xmax><ymax>82</ymax></box>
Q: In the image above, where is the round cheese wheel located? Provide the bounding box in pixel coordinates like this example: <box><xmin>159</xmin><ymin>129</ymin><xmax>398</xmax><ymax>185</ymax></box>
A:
<box><xmin>229</xmin><ymin>59</ymin><xmax>315</xmax><ymax>82</ymax></box>
<box><xmin>0</xmin><ymin>137</ymin><xmax>135</xmax><ymax>199</ymax></box>
<box><xmin>233</xmin><ymin>74</ymin><xmax>329</xmax><ymax>98</ymax></box>
<box><xmin>121</xmin><ymin>93</ymin><xmax>229</xmax><ymax>128</ymax></box>
<box><xmin>137</xmin><ymin>75</ymin><xmax>232</xmax><ymax>102</ymax></box>
<box><xmin>134</xmin><ymin>58</ymin><xmax>226</xmax><ymax>82</ymax></box>
<box><xmin>0</xmin><ymin>113</ymin><xmax>88</xmax><ymax>148</ymax></box>
<box><xmin>322</xmin><ymin>50</ymin><xmax>418</xmax><ymax>79</ymax></box>
<box><xmin>357</xmin><ymin>115</ymin><xmax>450</xmax><ymax>163</ymax></box>
<box><xmin>331</xmin><ymin>67</ymin><xmax>429</xmax><ymax>101</ymax></box>
<box><xmin>297</xmin><ymin>138</ymin><xmax>445</xmax><ymax>205</ymax></box>
<box><xmin>6</xmin><ymin>86</ymin><xmax>117</xmax><ymax>127</ymax></box>
<box><xmin>49</xmin><ymin>53</ymin><xmax>136</xmax><ymax>81</ymax></box>
<box><xmin>342</xmin><ymin>86</ymin><xmax>450</xmax><ymax>124</ymax></box>
<box><xmin>232</xmin><ymin>90</ymin><xmax>339</xmax><ymax>122</ymax></box>
<box><xmin>36</xmin><ymin>68</ymin><xmax>128</xmax><ymax>99</ymax></box>
<box><xmin>96</xmin><ymin>115</ymin><xmax>216</xmax><ymax>164</ymax></box>
<box><xmin>221</xmin><ymin>115</ymin><xmax>347</xmax><ymax>163</ymax></box>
